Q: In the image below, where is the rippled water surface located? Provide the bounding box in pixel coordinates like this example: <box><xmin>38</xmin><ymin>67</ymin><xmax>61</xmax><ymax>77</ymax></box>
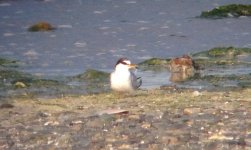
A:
<box><xmin>0</xmin><ymin>0</ymin><xmax>251</xmax><ymax>89</ymax></box>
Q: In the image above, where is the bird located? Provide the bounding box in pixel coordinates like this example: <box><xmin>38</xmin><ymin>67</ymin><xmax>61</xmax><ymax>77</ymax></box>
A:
<box><xmin>169</xmin><ymin>55</ymin><xmax>196</xmax><ymax>73</ymax></box>
<box><xmin>168</xmin><ymin>55</ymin><xmax>199</xmax><ymax>82</ymax></box>
<box><xmin>110</xmin><ymin>58</ymin><xmax>142</xmax><ymax>92</ymax></box>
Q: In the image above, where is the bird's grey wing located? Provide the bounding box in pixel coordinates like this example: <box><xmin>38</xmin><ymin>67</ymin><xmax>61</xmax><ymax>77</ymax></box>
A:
<box><xmin>131</xmin><ymin>72</ymin><xmax>142</xmax><ymax>89</ymax></box>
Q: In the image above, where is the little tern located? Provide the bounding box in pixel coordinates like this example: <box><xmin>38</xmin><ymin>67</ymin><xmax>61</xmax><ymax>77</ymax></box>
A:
<box><xmin>110</xmin><ymin>58</ymin><xmax>142</xmax><ymax>92</ymax></box>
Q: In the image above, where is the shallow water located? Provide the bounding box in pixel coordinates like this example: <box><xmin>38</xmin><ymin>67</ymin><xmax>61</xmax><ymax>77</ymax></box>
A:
<box><xmin>0</xmin><ymin>0</ymin><xmax>251</xmax><ymax>89</ymax></box>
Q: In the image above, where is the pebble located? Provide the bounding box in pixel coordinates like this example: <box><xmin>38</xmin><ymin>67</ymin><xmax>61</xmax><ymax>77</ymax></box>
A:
<box><xmin>141</xmin><ymin>122</ymin><xmax>151</xmax><ymax>129</ymax></box>
<box><xmin>209</xmin><ymin>134</ymin><xmax>234</xmax><ymax>140</ymax></box>
<box><xmin>14</xmin><ymin>82</ymin><xmax>26</xmax><ymax>88</ymax></box>
<box><xmin>44</xmin><ymin>121</ymin><xmax>59</xmax><ymax>126</ymax></box>
<box><xmin>97</xmin><ymin>109</ymin><xmax>129</xmax><ymax>115</ymax></box>
<box><xmin>71</xmin><ymin>120</ymin><xmax>83</xmax><ymax>124</ymax></box>
<box><xmin>183</xmin><ymin>108</ymin><xmax>201</xmax><ymax>115</ymax></box>
<box><xmin>192</xmin><ymin>91</ymin><xmax>201</xmax><ymax>97</ymax></box>
<box><xmin>185</xmin><ymin>120</ymin><xmax>194</xmax><ymax>126</ymax></box>
<box><xmin>118</xmin><ymin>144</ymin><xmax>132</xmax><ymax>149</ymax></box>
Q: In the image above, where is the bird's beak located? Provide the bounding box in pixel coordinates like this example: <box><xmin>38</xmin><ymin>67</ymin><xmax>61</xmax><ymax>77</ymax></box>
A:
<box><xmin>128</xmin><ymin>64</ymin><xmax>137</xmax><ymax>69</ymax></box>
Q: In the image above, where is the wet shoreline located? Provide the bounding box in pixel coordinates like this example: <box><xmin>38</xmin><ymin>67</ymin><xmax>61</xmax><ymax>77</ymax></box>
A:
<box><xmin>1</xmin><ymin>47</ymin><xmax>251</xmax><ymax>99</ymax></box>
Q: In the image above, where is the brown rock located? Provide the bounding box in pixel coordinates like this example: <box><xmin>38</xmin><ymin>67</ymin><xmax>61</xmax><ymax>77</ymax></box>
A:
<box><xmin>28</xmin><ymin>22</ymin><xmax>55</xmax><ymax>32</ymax></box>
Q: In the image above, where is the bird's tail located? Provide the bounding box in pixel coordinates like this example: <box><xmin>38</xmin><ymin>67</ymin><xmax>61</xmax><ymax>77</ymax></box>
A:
<box><xmin>137</xmin><ymin>77</ymin><xmax>142</xmax><ymax>88</ymax></box>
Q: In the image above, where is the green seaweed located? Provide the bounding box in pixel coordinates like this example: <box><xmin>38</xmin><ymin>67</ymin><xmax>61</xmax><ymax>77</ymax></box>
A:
<box><xmin>0</xmin><ymin>69</ymin><xmax>31</xmax><ymax>81</ymax></box>
<box><xmin>0</xmin><ymin>69</ymin><xmax>63</xmax><ymax>88</ymax></box>
<box><xmin>191</xmin><ymin>47</ymin><xmax>251</xmax><ymax>67</ymax></box>
<box><xmin>192</xmin><ymin>47</ymin><xmax>251</xmax><ymax>67</ymax></box>
<box><xmin>138</xmin><ymin>47</ymin><xmax>251</xmax><ymax>70</ymax></box>
<box><xmin>72</xmin><ymin>69</ymin><xmax>109</xmax><ymax>82</ymax></box>
<box><xmin>238</xmin><ymin>81</ymin><xmax>251</xmax><ymax>88</ymax></box>
<box><xmin>189</xmin><ymin>73</ymin><xmax>251</xmax><ymax>87</ymax></box>
<box><xmin>192</xmin><ymin>47</ymin><xmax>251</xmax><ymax>58</ymax></box>
<box><xmin>200</xmin><ymin>4</ymin><xmax>251</xmax><ymax>19</ymax></box>
<box><xmin>0</xmin><ymin>57</ymin><xmax>18</xmax><ymax>67</ymax></box>
<box><xmin>0</xmin><ymin>67</ymin><xmax>111</xmax><ymax>97</ymax></box>
<box><xmin>12</xmin><ymin>78</ymin><xmax>62</xmax><ymax>88</ymax></box>
<box><xmin>68</xmin><ymin>69</ymin><xmax>110</xmax><ymax>94</ymax></box>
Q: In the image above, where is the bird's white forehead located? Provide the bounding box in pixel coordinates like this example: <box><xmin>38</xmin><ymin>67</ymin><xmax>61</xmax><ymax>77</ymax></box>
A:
<box><xmin>123</xmin><ymin>60</ymin><xmax>131</xmax><ymax>65</ymax></box>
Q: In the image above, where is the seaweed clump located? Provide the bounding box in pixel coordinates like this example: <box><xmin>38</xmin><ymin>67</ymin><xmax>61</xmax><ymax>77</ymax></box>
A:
<box><xmin>69</xmin><ymin>69</ymin><xmax>110</xmax><ymax>93</ymax></box>
<box><xmin>200</xmin><ymin>4</ymin><xmax>251</xmax><ymax>19</ymax></box>
<box><xmin>193</xmin><ymin>47</ymin><xmax>251</xmax><ymax>58</ymax></box>
<box><xmin>192</xmin><ymin>47</ymin><xmax>251</xmax><ymax>66</ymax></box>
<box><xmin>0</xmin><ymin>57</ymin><xmax>18</xmax><ymax>67</ymax></box>
<box><xmin>28</xmin><ymin>22</ymin><xmax>56</xmax><ymax>32</ymax></box>
<box><xmin>71</xmin><ymin>69</ymin><xmax>110</xmax><ymax>82</ymax></box>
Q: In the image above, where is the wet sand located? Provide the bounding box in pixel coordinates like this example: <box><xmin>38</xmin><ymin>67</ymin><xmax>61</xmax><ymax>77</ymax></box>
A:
<box><xmin>0</xmin><ymin>88</ymin><xmax>250</xmax><ymax>149</ymax></box>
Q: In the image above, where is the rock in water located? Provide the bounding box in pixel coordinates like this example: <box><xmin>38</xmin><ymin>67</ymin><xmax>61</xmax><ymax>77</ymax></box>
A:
<box><xmin>28</xmin><ymin>22</ymin><xmax>56</xmax><ymax>32</ymax></box>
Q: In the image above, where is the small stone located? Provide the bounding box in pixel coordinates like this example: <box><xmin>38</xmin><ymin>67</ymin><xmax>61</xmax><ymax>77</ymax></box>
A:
<box><xmin>183</xmin><ymin>108</ymin><xmax>201</xmax><ymax>115</ymax></box>
<box><xmin>118</xmin><ymin>144</ymin><xmax>132</xmax><ymax>149</ymax></box>
<box><xmin>217</xmin><ymin>122</ymin><xmax>224</xmax><ymax>126</ymax></box>
<box><xmin>97</xmin><ymin>109</ymin><xmax>129</xmax><ymax>115</ymax></box>
<box><xmin>14</xmin><ymin>81</ymin><xmax>26</xmax><ymax>88</ymax></box>
<box><xmin>44</xmin><ymin>121</ymin><xmax>60</xmax><ymax>126</ymax></box>
<box><xmin>71</xmin><ymin>120</ymin><xmax>83</xmax><ymax>124</ymax></box>
<box><xmin>106</xmin><ymin>138</ymin><xmax>116</xmax><ymax>142</ymax></box>
<box><xmin>208</xmin><ymin>134</ymin><xmax>234</xmax><ymax>140</ymax></box>
<box><xmin>192</xmin><ymin>91</ymin><xmax>201</xmax><ymax>97</ymax></box>
<box><xmin>141</xmin><ymin>122</ymin><xmax>151</xmax><ymax>129</ymax></box>
<box><xmin>185</xmin><ymin>120</ymin><xmax>194</xmax><ymax>126</ymax></box>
